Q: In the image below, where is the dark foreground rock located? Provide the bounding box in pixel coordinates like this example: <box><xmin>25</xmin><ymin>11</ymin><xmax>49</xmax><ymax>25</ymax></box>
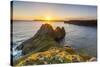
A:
<box><xmin>16</xmin><ymin>24</ymin><xmax>66</xmax><ymax>55</ymax></box>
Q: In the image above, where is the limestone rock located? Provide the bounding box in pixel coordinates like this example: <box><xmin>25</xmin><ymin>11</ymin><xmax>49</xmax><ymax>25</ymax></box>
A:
<box><xmin>16</xmin><ymin>24</ymin><xmax>66</xmax><ymax>55</ymax></box>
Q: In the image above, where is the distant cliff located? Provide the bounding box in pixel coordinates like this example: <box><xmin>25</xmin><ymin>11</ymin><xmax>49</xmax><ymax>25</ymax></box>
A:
<box><xmin>64</xmin><ymin>20</ymin><xmax>97</xmax><ymax>26</ymax></box>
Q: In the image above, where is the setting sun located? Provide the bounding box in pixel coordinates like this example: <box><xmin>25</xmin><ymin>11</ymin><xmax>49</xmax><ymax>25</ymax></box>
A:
<box><xmin>43</xmin><ymin>16</ymin><xmax>52</xmax><ymax>24</ymax></box>
<box><xmin>45</xmin><ymin>16</ymin><xmax>52</xmax><ymax>21</ymax></box>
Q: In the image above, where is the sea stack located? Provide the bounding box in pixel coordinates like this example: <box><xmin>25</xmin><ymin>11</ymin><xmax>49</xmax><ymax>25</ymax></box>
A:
<box><xmin>16</xmin><ymin>24</ymin><xmax>66</xmax><ymax>55</ymax></box>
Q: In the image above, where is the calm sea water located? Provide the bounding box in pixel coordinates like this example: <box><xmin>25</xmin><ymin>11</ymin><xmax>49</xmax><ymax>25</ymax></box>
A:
<box><xmin>12</xmin><ymin>21</ymin><xmax>97</xmax><ymax>60</ymax></box>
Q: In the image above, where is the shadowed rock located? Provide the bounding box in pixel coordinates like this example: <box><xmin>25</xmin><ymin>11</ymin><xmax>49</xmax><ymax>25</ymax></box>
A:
<box><xmin>16</xmin><ymin>24</ymin><xmax>66</xmax><ymax>55</ymax></box>
<box><xmin>55</xmin><ymin>27</ymin><xmax>65</xmax><ymax>40</ymax></box>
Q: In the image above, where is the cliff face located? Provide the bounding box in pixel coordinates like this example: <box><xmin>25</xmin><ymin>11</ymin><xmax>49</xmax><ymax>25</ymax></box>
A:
<box><xmin>16</xmin><ymin>24</ymin><xmax>66</xmax><ymax>55</ymax></box>
<box><xmin>35</xmin><ymin>24</ymin><xmax>65</xmax><ymax>40</ymax></box>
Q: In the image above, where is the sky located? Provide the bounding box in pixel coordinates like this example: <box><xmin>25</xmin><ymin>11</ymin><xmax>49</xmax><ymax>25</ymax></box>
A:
<box><xmin>12</xmin><ymin>1</ymin><xmax>97</xmax><ymax>20</ymax></box>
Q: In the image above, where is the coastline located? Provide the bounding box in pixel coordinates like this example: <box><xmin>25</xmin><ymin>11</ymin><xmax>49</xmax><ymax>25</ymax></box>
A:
<box><xmin>13</xmin><ymin>23</ymin><xmax>96</xmax><ymax>66</ymax></box>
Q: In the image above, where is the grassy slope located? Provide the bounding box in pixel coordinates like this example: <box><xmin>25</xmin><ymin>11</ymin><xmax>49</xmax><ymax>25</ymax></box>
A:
<box><xmin>15</xmin><ymin>47</ymin><xmax>92</xmax><ymax>66</ymax></box>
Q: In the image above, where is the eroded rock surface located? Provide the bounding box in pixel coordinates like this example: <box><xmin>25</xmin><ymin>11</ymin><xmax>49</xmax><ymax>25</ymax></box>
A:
<box><xmin>16</xmin><ymin>24</ymin><xmax>66</xmax><ymax>55</ymax></box>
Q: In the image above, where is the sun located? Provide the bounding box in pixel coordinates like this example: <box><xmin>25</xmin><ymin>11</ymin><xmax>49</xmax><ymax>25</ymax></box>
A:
<box><xmin>43</xmin><ymin>16</ymin><xmax>52</xmax><ymax>24</ymax></box>
<box><xmin>45</xmin><ymin>16</ymin><xmax>52</xmax><ymax>21</ymax></box>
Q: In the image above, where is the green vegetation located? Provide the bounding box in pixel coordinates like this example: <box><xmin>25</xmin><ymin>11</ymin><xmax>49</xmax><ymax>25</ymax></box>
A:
<box><xmin>15</xmin><ymin>47</ymin><xmax>84</xmax><ymax>66</ymax></box>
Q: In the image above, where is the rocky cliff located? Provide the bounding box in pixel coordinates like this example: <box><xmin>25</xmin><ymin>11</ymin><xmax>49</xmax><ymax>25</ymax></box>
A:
<box><xmin>16</xmin><ymin>24</ymin><xmax>66</xmax><ymax>55</ymax></box>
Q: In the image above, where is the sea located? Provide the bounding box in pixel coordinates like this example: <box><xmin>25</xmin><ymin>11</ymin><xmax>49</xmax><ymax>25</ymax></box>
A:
<box><xmin>12</xmin><ymin>21</ymin><xmax>97</xmax><ymax>60</ymax></box>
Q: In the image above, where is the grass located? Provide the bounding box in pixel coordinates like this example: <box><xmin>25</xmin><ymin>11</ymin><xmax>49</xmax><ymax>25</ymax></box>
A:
<box><xmin>15</xmin><ymin>47</ymin><xmax>87</xmax><ymax>66</ymax></box>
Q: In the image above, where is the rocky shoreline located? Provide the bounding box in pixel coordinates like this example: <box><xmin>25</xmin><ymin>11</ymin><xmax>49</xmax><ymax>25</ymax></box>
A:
<box><xmin>14</xmin><ymin>23</ymin><xmax>96</xmax><ymax>66</ymax></box>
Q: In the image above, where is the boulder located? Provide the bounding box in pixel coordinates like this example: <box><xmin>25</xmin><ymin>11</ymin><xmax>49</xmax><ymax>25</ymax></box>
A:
<box><xmin>88</xmin><ymin>57</ymin><xmax>97</xmax><ymax>61</ymax></box>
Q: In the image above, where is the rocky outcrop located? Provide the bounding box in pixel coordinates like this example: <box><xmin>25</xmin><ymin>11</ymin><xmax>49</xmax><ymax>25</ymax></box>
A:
<box><xmin>16</xmin><ymin>24</ymin><xmax>66</xmax><ymax>55</ymax></box>
<box><xmin>35</xmin><ymin>24</ymin><xmax>65</xmax><ymax>40</ymax></box>
<box><xmin>88</xmin><ymin>57</ymin><xmax>97</xmax><ymax>61</ymax></box>
<box><xmin>55</xmin><ymin>27</ymin><xmax>65</xmax><ymax>40</ymax></box>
